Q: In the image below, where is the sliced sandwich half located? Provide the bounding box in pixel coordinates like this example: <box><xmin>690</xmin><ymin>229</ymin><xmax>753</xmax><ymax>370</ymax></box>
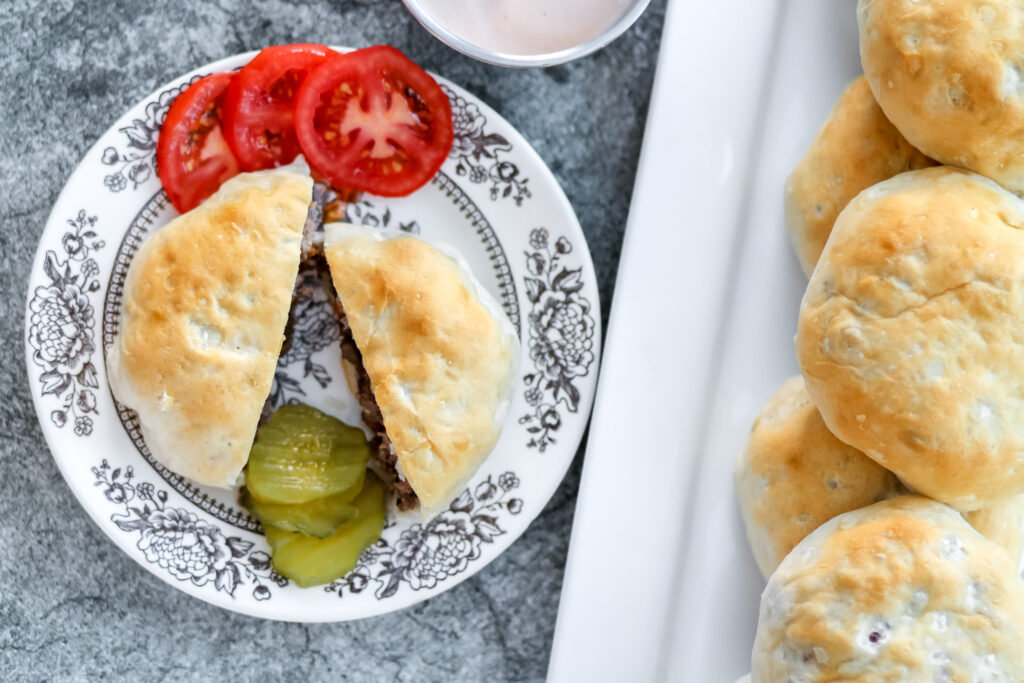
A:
<box><xmin>320</xmin><ymin>223</ymin><xmax>520</xmax><ymax>511</ymax></box>
<box><xmin>107</xmin><ymin>167</ymin><xmax>313</xmax><ymax>487</ymax></box>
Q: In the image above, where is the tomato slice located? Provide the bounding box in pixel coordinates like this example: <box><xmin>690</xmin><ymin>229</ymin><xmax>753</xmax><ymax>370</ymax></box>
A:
<box><xmin>156</xmin><ymin>72</ymin><xmax>240</xmax><ymax>213</ymax></box>
<box><xmin>222</xmin><ymin>43</ymin><xmax>339</xmax><ymax>171</ymax></box>
<box><xmin>294</xmin><ymin>45</ymin><xmax>454</xmax><ymax>197</ymax></box>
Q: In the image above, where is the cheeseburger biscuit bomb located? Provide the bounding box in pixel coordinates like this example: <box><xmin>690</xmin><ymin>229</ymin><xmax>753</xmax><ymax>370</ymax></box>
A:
<box><xmin>797</xmin><ymin>167</ymin><xmax>1024</xmax><ymax>510</ymax></box>
<box><xmin>858</xmin><ymin>0</ymin><xmax>1024</xmax><ymax>194</ymax></box>
<box><xmin>735</xmin><ymin>376</ymin><xmax>903</xmax><ymax>578</ymax></box>
<box><xmin>737</xmin><ymin>377</ymin><xmax>1024</xmax><ymax>575</ymax></box>
<box><xmin>785</xmin><ymin>77</ymin><xmax>933</xmax><ymax>276</ymax></box>
<box><xmin>751</xmin><ymin>497</ymin><xmax>1024</xmax><ymax>682</ymax></box>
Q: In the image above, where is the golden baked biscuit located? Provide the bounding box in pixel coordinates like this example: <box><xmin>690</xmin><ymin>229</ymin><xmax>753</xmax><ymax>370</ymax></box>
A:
<box><xmin>734</xmin><ymin>376</ymin><xmax>902</xmax><ymax>578</ymax></box>
<box><xmin>785</xmin><ymin>77</ymin><xmax>932</xmax><ymax>276</ymax></box>
<box><xmin>859</xmin><ymin>0</ymin><xmax>1024</xmax><ymax>193</ymax></box>
<box><xmin>736</xmin><ymin>378</ymin><xmax>1024</xmax><ymax>577</ymax></box>
<box><xmin>797</xmin><ymin>167</ymin><xmax>1024</xmax><ymax>510</ymax></box>
<box><xmin>752</xmin><ymin>497</ymin><xmax>1024</xmax><ymax>681</ymax></box>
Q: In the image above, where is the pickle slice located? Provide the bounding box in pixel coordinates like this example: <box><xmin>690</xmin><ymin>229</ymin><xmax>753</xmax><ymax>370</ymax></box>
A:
<box><xmin>265</xmin><ymin>474</ymin><xmax>387</xmax><ymax>588</ymax></box>
<box><xmin>240</xmin><ymin>471</ymin><xmax>363</xmax><ymax>538</ymax></box>
<box><xmin>270</xmin><ymin>405</ymin><xmax>367</xmax><ymax>446</ymax></box>
<box><xmin>246</xmin><ymin>404</ymin><xmax>370</xmax><ymax>504</ymax></box>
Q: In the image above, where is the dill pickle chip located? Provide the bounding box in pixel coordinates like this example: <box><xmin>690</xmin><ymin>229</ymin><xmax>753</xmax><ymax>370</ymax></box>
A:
<box><xmin>240</xmin><ymin>472</ymin><xmax>363</xmax><ymax>538</ymax></box>
<box><xmin>246</xmin><ymin>404</ymin><xmax>370</xmax><ymax>504</ymax></box>
<box><xmin>271</xmin><ymin>404</ymin><xmax>367</xmax><ymax>446</ymax></box>
<box><xmin>266</xmin><ymin>474</ymin><xmax>387</xmax><ymax>588</ymax></box>
<box><xmin>264</xmin><ymin>524</ymin><xmax>297</xmax><ymax>554</ymax></box>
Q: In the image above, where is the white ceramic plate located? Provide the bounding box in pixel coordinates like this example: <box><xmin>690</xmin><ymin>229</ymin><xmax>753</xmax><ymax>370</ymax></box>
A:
<box><xmin>25</xmin><ymin>49</ymin><xmax>600</xmax><ymax>622</ymax></box>
<box><xmin>549</xmin><ymin>0</ymin><xmax>857</xmax><ymax>679</ymax></box>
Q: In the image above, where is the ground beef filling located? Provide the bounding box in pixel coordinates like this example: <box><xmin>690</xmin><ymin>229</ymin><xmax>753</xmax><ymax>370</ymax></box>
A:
<box><xmin>334</xmin><ymin>304</ymin><xmax>419</xmax><ymax>511</ymax></box>
<box><xmin>259</xmin><ymin>255</ymin><xmax>321</xmax><ymax>425</ymax></box>
<box><xmin>264</xmin><ymin>188</ymin><xmax>419</xmax><ymax>510</ymax></box>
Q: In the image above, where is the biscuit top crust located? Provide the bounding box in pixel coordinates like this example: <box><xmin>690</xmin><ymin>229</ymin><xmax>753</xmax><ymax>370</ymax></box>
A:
<box><xmin>964</xmin><ymin>493</ymin><xmax>1024</xmax><ymax>576</ymax></box>
<box><xmin>323</xmin><ymin>223</ymin><xmax>519</xmax><ymax>511</ymax></box>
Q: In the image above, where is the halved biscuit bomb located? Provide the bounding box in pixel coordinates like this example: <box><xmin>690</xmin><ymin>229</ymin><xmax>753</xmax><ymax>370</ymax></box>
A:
<box><xmin>107</xmin><ymin>167</ymin><xmax>313</xmax><ymax>487</ymax></box>
<box><xmin>318</xmin><ymin>223</ymin><xmax>520</xmax><ymax>512</ymax></box>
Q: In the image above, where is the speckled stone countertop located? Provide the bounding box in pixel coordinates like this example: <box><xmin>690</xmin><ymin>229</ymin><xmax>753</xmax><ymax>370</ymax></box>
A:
<box><xmin>0</xmin><ymin>1</ymin><xmax>665</xmax><ymax>680</ymax></box>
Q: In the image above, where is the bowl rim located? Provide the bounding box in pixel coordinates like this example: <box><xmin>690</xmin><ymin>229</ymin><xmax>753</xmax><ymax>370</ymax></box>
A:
<box><xmin>401</xmin><ymin>0</ymin><xmax>654</xmax><ymax>68</ymax></box>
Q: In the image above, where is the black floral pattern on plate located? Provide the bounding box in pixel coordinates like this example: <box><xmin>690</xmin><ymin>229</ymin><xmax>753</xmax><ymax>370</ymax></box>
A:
<box><xmin>94</xmin><ymin>460</ymin><xmax>286</xmax><ymax>600</ymax></box>
<box><xmin>443</xmin><ymin>84</ymin><xmax>531</xmax><ymax>206</ymax></box>
<box><xmin>345</xmin><ymin>199</ymin><xmax>422</xmax><ymax>234</ymax></box>
<box><xmin>28</xmin><ymin>210</ymin><xmax>105</xmax><ymax>436</ymax></box>
<box><xmin>326</xmin><ymin>472</ymin><xmax>522</xmax><ymax>600</ymax></box>
<box><xmin>268</xmin><ymin>280</ymin><xmax>342</xmax><ymax>408</ymax></box>
<box><xmin>101</xmin><ymin>75</ymin><xmax>203</xmax><ymax>193</ymax></box>
<box><xmin>519</xmin><ymin>228</ymin><xmax>596</xmax><ymax>451</ymax></box>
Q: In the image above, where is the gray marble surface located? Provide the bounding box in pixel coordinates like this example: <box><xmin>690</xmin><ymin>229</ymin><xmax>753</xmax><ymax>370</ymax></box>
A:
<box><xmin>0</xmin><ymin>1</ymin><xmax>665</xmax><ymax>680</ymax></box>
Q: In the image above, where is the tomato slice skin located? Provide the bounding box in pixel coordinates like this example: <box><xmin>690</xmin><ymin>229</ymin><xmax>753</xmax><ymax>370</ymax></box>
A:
<box><xmin>156</xmin><ymin>72</ymin><xmax>240</xmax><ymax>213</ymax></box>
<box><xmin>222</xmin><ymin>43</ymin><xmax>339</xmax><ymax>171</ymax></box>
<box><xmin>294</xmin><ymin>45</ymin><xmax>454</xmax><ymax>197</ymax></box>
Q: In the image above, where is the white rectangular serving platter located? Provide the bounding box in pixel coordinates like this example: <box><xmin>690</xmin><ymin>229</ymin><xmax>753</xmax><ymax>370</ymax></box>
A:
<box><xmin>548</xmin><ymin>0</ymin><xmax>861</xmax><ymax>680</ymax></box>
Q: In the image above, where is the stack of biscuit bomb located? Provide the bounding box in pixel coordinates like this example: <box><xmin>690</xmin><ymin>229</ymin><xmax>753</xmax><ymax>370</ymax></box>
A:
<box><xmin>736</xmin><ymin>1</ymin><xmax>1024</xmax><ymax>681</ymax></box>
